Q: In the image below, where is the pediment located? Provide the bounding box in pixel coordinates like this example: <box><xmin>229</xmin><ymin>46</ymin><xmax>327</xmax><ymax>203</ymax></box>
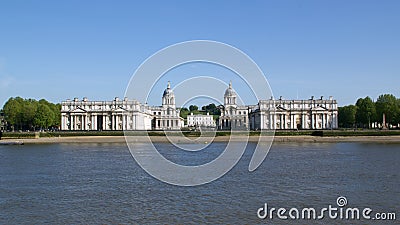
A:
<box><xmin>70</xmin><ymin>107</ymin><xmax>87</xmax><ymax>113</ymax></box>
<box><xmin>276</xmin><ymin>105</ymin><xmax>287</xmax><ymax>111</ymax></box>
<box><xmin>312</xmin><ymin>105</ymin><xmax>328</xmax><ymax>111</ymax></box>
<box><xmin>112</xmin><ymin>106</ymin><xmax>128</xmax><ymax>112</ymax></box>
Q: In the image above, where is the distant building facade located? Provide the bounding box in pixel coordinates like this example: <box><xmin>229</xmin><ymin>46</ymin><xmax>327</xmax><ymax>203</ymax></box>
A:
<box><xmin>61</xmin><ymin>81</ymin><xmax>338</xmax><ymax>131</ymax></box>
<box><xmin>218</xmin><ymin>82</ymin><xmax>338</xmax><ymax>130</ymax></box>
<box><xmin>61</xmin><ymin>82</ymin><xmax>183</xmax><ymax>131</ymax></box>
<box><xmin>187</xmin><ymin>112</ymin><xmax>216</xmax><ymax>127</ymax></box>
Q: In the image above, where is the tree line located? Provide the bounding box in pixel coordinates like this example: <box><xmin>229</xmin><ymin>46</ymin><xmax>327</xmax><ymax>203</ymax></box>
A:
<box><xmin>2</xmin><ymin>97</ymin><xmax>61</xmax><ymax>131</ymax></box>
<box><xmin>338</xmin><ymin>94</ymin><xmax>400</xmax><ymax>129</ymax></box>
<box><xmin>179</xmin><ymin>103</ymin><xmax>221</xmax><ymax>119</ymax></box>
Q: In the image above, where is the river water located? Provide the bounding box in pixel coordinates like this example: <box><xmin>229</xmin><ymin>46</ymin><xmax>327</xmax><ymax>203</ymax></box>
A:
<box><xmin>0</xmin><ymin>142</ymin><xmax>398</xmax><ymax>224</ymax></box>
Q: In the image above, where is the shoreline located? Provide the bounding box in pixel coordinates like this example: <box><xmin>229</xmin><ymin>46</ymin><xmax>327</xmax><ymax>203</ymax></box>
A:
<box><xmin>1</xmin><ymin>135</ymin><xmax>400</xmax><ymax>144</ymax></box>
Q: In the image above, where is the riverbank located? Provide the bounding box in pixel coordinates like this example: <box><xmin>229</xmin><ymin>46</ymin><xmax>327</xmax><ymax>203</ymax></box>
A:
<box><xmin>1</xmin><ymin>135</ymin><xmax>400</xmax><ymax>144</ymax></box>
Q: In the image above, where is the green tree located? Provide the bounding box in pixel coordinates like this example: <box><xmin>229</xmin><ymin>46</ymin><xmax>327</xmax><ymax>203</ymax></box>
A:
<box><xmin>396</xmin><ymin>98</ymin><xmax>400</xmax><ymax>125</ymax></box>
<box><xmin>2</xmin><ymin>97</ymin><xmax>61</xmax><ymax>131</ymax></box>
<box><xmin>179</xmin><ymin>107</ymin><xmax>189</xmax><ymax>119</ymax></box>
<box><xmin>22</xmin><ymin>99</ymin><xmax>38</xmax><ymax>130</ymax></box>
<box><xmin>201</xmin><ymin>103</ymin><xmax>221</xmax><ymax>115</ymax></box>
<box><xmin>355</xmin><ymin>96</ymin><xmax>376</xmax><ymax>128</ymax></box>
<box><xmin>2</xmin><ymin>97</ymin><xmax>23</xmax><ymax>130</ymax></box>
<box><xmin>52</xmin><ymin>103</ymin><xmax>61</xmax><ymax>127</ymax></box>
<box><xmin>375</xmin><ymin>94</ymin><xmax>399</xmax><ymax>126</ymax></box>
<box><xmin>34</xmin><ymin>103</ymin><xmax>55</xmax><ymax>130</ymax></box>
<box><xmin>338</xmin><ymin>105</ymin><xmax>357</xmax><ymax>128</ymax></box>
<box><xmin>189</xmin><ymin>105</ymin><xmax>198</xmax><ymax>112</ymax></box>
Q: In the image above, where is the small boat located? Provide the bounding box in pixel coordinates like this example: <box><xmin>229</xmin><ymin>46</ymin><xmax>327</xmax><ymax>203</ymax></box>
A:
<box><xmin>0</xmin><ymin>141</ymin><xmax>24</xmax><ymax>145</ymax></box>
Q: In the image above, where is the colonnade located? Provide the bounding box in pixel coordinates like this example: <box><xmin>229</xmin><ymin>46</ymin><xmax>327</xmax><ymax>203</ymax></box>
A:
<box><xmin>61</xmin><ymin>113</ymin><xmax>149</xmax><ymax>131</ymax></box>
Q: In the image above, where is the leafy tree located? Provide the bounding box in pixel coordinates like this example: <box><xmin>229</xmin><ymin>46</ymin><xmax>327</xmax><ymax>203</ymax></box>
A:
<box><xmin>52</xmin><ymin>103</ymin><xmax>61</xmax><ymax>127</ymax></box>
<box><xmin>338</xmin><ymin>105</ymin><xmax>357</xmax><ymax>128</ymax></box>
<box><xmin>189</xmin><ymin>105</ymin><xmax>198</xmax><ymax>112</ymax></box>
<box><xmin>396</xmin><ymin>98</ymin><xmax>400</xmax><ymax>125</ymax></box>
<box><xmin>355</xmin><ymin>96</ymin><xmax>376</xmax><ymax>128</ymax></box>
<box><xmin>2</xmin><ymin>97</ymin><xmax>61</xmax><ymax>131</ymax></box>
<box><xmin>34</xmin><ymin>103</ymin><xmax>54</xmax><ymax>130</ymax></box>
<box><xmin>201</xmin><ymin>103</ymin><xmax>221</xmax><ymax>115</ymax></box>
<box><xmin>179</xmin><ymin>107</ymin><xmax>189</xmax><ymax>119</ymax></box>
<box><xmin>22</xmin><ymin>99</ymin><xmax>38</xmax><ymax>129</ymax></box>
<box><xmin>375</xmin><ymin>94</ymin><xmax>399</xmax><ymax>126</ymax></box>
<box><xmin>3</xmin><ymin>97</ymin><xmax>19</xmax><ymax>130</ymax></box>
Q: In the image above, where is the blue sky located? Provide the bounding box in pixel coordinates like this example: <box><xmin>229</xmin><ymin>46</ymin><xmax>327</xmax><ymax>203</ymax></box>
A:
<box><xmin>0</xmin><ymin>0</ymin><xmax>399</xmax><ymax>107</ymax></box>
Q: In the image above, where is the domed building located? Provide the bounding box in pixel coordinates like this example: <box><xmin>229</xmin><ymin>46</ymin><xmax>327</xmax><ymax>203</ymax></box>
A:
<box><xmin>60</xmin><ymin>81</ymin><xmax>183</xmax><ymax>131</ymax></box>
<box><xmin>219</xmin><ymin>82</ymin><xmax>251</xmax><ymax>130</ymax></box>
<box><xmin>149</xmin><ymin>81</ymin><xmax>183</xmax><ymax>130</ymax></box>
<box><xmin>218</xmin><ymin>82</ymin><xmax>338</xmax><ymax>130</ymax></box>
<box><xmin>60</xmin><ymin>81</ymin><xmax>337</xmax><ymax>131</ymax></box>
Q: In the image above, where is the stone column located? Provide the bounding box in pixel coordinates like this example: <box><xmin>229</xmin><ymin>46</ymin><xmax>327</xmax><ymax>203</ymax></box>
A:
<box><xmin>290</xmin><ymin>114</ymin><xmax>296</xmax><ymax>130</ymax></box>
<box><xmin>260</xmin><ymin>114</ymin><xmax>264</xmax><ymax>130</ymax></box>
<box><xmin>271</xmin><ymin>114</ymin><xmax>275</xmax><ymax>129</ymax></box>
<box><xmin>93</xmin><ymin>115</ymin><xmax>97</xmax><ymax>131</ymax></box>
<box><xmin>311</xmin><ymin>113</ymin><xmax>314</xmax><ymax>129</ymax></box>
<box><xmin>314</xmin><ymin>114</ymin><xmax>317</xmax><ymax>129</ymax></box>
<box><xmin>71</xmin><ymin>115</ymin><xmax>75</xmax><ymax>130</ymax></box>
<box><xmin>111</xmin><ymin>115</ymin><xmax>115</xmax><ymax>130</ymax></box>
<box><xmin>61</xmin><ymin>114</ymin><xmax>65</xmax><ymax>130</ymax></box>
<box><xmin>122</xmin><ymin>115</ymin><xmax>125</xmax><ymax>131</ymax></box>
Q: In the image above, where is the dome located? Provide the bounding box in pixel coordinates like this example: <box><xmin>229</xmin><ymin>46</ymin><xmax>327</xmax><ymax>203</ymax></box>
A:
<box><xmin>224</xmin><ymin>81</ymin><xmax>236</xmax><ymax>97</ymax></box>
<box><xmin>163</xmin><ymin>81</ymin><xmax>174</xmax><ymax>97</ymax></box>
<box><xmin>163</xmin><ymin>89</ymin><xmax>173</xmax><ymax>96</ymax></box>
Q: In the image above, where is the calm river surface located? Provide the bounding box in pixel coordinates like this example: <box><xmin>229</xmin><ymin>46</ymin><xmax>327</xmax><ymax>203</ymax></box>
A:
<box><xmin>0</xmin><ymin>142</ymin><xmax>398</xmax><ymax>224</ymax></box>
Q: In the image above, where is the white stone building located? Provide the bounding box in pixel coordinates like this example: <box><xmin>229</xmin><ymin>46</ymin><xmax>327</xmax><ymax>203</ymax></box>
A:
<box><xmin>187</xmin><ymin>112</ymin><xmax>216</xmax><ymax>127</ymax></box>
<box><xmin>218</xmin><ymin>82</ymin><xmax>338</xmax><ymax>130</ymax></box>
<box><xmin>61</xmin><ymin>82</ymin><xmax>183</xmax><ymax>131</ymax></box>
<box><xmin>218</xmin><ymin>82</ymin><xmax>250</xmax><ymax>130</ymax></box>
<box><xmin>61</xmin><ymin>81</ymin><xmax>337</xmax><ymax>131</ymax></box>
<box><xmin>149</xmin><ymin>82</ymin><xmax>184</xmax><ymax>130</ymax></box>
